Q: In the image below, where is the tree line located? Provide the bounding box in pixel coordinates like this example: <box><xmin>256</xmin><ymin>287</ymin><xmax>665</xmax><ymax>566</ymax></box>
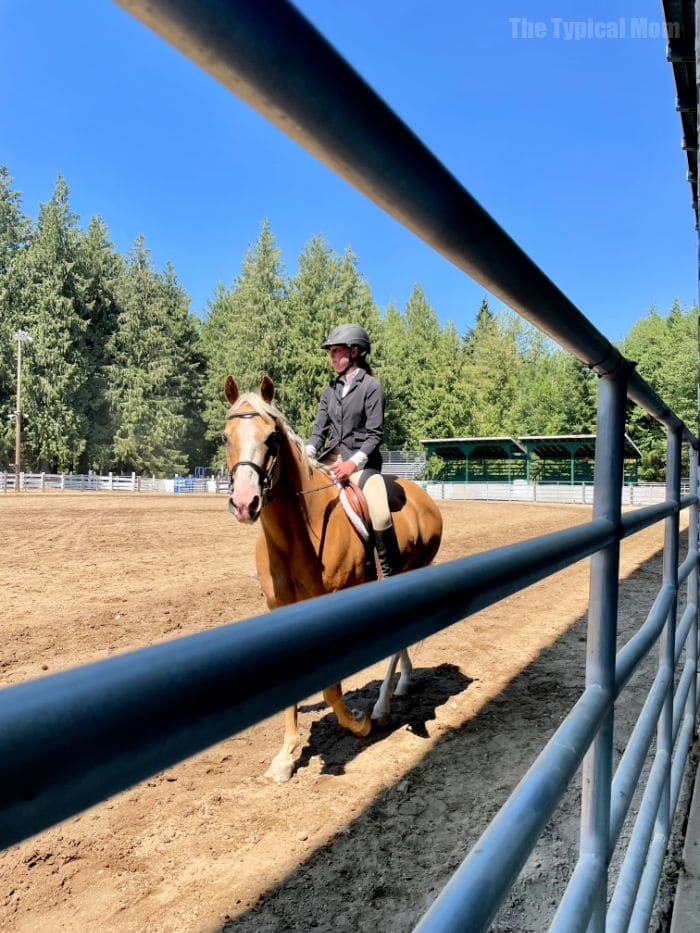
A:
<box><xmin>0</xmin><ymin>166</ymin><xmax>695</xmax><ymax>481</ymax></box>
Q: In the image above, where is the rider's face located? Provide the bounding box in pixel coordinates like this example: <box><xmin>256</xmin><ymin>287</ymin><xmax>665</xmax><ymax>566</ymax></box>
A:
<box><xmin>328</xmin><ymin>344</ymin><xmax>356</xmax><ymax>374</ymax></box>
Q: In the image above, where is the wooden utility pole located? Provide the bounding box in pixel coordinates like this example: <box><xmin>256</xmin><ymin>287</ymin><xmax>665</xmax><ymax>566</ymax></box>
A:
<box><xmin>13</xmin><ymin>330</ymin><xmax>32</xmax><ymax>493</ymax></box>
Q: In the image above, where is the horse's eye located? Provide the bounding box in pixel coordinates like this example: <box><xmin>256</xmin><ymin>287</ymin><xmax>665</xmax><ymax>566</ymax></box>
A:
<box><xmin>221</xmin><ymin>433</ymin><xmax>228</xmax><ymax>445</ymax></box>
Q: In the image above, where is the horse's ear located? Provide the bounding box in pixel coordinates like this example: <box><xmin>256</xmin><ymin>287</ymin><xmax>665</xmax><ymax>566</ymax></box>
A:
<box><xmin>223</xmin><ymin>376</ymin><xmax>239</xmax><ymax>405</ymax></box>
<box><xmin>260</xmin><ymin>376</ymin><xmax>275</xmax><ymax>403</ymax></box>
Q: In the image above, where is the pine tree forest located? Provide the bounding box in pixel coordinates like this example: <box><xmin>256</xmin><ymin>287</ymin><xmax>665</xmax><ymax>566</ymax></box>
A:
<box><xmin>0</xmin><ymin>166</ymin><xmax>696</xmax><ymax>482</ymax></box>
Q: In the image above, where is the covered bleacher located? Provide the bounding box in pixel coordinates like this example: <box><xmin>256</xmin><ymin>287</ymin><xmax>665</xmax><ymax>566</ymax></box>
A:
<box><xmin>421</xmin><ymin>433</ymin><xmax>641</xmax><ymax>483</ymax></box>
<box><xmin>420</xmin><ymin>436</ymin><xmax>528</xmax><ymax>482</ymax></box>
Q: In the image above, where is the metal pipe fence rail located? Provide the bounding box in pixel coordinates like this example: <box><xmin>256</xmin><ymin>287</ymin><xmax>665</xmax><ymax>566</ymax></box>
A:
<box><xmin>1</xmin><ymin>1</ymin><xmax>698</xmax><ymax>931</ymax></box>
<box><xmin>0</xmin><ymin>446</ymin><xmax>696</xmax><ymax>930</ymax></box>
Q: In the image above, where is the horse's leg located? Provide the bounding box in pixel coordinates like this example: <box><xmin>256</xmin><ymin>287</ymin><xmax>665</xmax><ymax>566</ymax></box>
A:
<box><xmin>323</xmin><ymin>684</ymin><xmax>371</xmax><ymax>737</ymax></box>
<box><xmin>371</xmin><ymin>649</ymin><xmax>413</xmax><ymax>725</ymax></box>
<box><xmin>264</xmin><ymin>704</ymin><xmax>299</xmax><ymax>783</ymax></box>
<box><xmin>395</xmin><ymin>647</ymin><xmax>413</xmax><ymax>695</ymax></box>
<box><xmin>371</xmin><ymin>652</ymin><xmax>400</xmax><ymax>725</ymax></box>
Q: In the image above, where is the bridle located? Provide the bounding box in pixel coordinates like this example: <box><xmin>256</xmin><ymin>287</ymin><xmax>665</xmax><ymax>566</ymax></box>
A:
<box><xmin>225</xmin><ymin>408</ymin><xmax>343</xmax><ymax>509</ymax></box>
<box><xmin>226</xmin><ymin>410</ymin><xmax>281</xmax><ymax>505</ymax></box>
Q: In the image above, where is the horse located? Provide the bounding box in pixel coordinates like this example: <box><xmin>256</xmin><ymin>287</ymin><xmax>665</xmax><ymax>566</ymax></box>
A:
<box><xmin>222</xmin><ymin>375</ymin><xmax>443</xmax><ymax>782</ymax></box>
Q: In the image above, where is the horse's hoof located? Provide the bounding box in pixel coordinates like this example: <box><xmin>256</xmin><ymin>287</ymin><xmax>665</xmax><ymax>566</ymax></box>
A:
<box><xmin>264</xmin><ymin>760</ymin><xmax>295</xmax><ymax>783</ymax></box>
<box><xmin>371</xmin><ymin>709</ymin><xmax>390</xmax><ymax>727</ymax></box>
<box><xmin>351</xmin><ymin>709</ymin><xmax>372</xmax><ymax>737</ymax></box>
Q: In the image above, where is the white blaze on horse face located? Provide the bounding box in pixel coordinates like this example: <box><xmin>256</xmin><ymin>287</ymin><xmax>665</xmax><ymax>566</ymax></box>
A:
<box><xmin>228</xmin><ymin>415</ymin><xmax>268</xmax><ymax>523</ymax></box>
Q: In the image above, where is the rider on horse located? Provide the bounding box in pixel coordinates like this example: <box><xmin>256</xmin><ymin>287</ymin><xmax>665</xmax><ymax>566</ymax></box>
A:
<box><xmin>305</xmin><ymin>323</ymin><xmax>401</xmax><ymax>578</ymax></box>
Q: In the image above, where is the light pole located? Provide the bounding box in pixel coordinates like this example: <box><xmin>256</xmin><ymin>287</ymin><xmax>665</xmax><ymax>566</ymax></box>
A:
<box><xmin>13</xmin><ymin>329</ymin><xmax>32</xmax><ymax>492</ymax></box>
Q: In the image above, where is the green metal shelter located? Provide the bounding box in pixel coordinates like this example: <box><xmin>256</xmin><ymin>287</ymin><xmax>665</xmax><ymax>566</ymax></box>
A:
<box><xmin>420</xmin><ymin>433</ymin><xmax>641</xmax><ymax>483</ymax></box>
<box><xmin>518</xmin><ymin>434</ymin><xmax>641</xmax><ymax>483</ymax></box>
<box><xmin>420</xmin><ymin>437</ymin><xmax>528</xmax><ymax>482</ymax></box>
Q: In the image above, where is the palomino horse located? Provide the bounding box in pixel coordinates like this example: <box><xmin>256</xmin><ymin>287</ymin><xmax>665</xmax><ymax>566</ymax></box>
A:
<box><xmin>223</xmin><ymin>375</ymin><xmax>443</xmax><ymax>782</ymax></box>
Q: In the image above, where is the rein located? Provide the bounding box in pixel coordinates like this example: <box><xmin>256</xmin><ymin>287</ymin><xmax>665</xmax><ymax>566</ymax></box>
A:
<box><xmin>296</xmin><ymin>478</ymin><xmax>338</xmax><ymax>495</ymax></box>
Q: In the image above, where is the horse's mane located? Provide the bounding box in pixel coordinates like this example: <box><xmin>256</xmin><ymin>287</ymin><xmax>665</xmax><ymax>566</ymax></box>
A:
<box><xmin>229</xmin><ymin>392</ymin><xmax>313</xmax><ymax>475</ymax></box>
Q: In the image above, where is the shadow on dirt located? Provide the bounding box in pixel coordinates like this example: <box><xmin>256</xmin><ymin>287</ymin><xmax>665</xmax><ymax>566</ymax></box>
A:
<box><xmin>296</xmin><ymin>663</ymin><xmax>472</xmax><ymax>777</ymax></box>
<box><xmin>217</xmin><ymin>539</ymin><xmax>694</xmax><ymax>933</ymax></box>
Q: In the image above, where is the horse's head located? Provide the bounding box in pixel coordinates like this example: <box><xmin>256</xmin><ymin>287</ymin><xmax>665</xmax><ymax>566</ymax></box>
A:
<box><xmin>222</xmin><ymin>375</ymin><xmax>281</xmax><ymax>523</ymax></box>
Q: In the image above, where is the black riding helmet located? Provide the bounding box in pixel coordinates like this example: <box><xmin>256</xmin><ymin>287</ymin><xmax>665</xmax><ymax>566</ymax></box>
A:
<box><xmin>321</xmin><ymin>323</ymin><xmax>371</xmax><ymax>356</ymax></box>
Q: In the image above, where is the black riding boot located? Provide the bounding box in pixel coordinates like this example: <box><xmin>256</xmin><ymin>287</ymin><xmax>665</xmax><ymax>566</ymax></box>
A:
<box><xmin>374</xmin><ymin>525</ymin><xmax>401</xmax><ymax>578</ymax></box>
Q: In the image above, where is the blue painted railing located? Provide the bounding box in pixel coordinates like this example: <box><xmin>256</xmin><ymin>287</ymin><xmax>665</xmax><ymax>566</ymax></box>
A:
<box><xmin>1</xmin><ymin>2</ymin><xmax>697</xmax><ymax>930</ymax></box>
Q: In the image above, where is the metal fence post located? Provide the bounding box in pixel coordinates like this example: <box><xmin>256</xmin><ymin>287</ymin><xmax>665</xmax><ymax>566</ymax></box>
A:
<box><xmin>664</xmin><ymin>427</ymin><xmax>682</xmax><ymax>776</ymax></box>
<box><xmin>625</xmin><ymin>426</ymin><xmax>683</xmax><ymax>933</ymax></box>
<box><xmin>659</xmin><ymin>427</ymin><xmax>682</xmax><ymax>833</ymax></box>
<box><xmin>581</xmin><ymin>367</ymin><xmax>628</xmax><ymax>932</ymax></box>
<box><xmin>689</xmin><ymin>445</ymin><xmax>699</xmax><ymax>730</ymax></box>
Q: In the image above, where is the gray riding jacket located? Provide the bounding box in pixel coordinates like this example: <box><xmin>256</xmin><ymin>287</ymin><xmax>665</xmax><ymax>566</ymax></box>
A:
<box><xmin>307</xmin><ymin>368</ymin><xmax>385</xmax><ymax>471</ymax></box>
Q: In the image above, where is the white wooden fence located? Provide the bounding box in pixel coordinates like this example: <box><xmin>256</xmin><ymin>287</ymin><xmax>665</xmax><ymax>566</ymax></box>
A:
<box><xmin>0</xmin><ymin>470</ymin><xmax>680</xmax><ymax>505</ymax></box>
<box><xmin>1</xmin><ymin>471</ymin><xmax>168</xmax><ymax>493</ymax></box>
<box><xmin>422</xmin><ymin>480</ymin><xmax>682</xmax><ymax>505</ymax></box>
<box><xmin>0</xmin><ymin>472</ymin><xmax>236</xmax><ymax>494</ymax></box>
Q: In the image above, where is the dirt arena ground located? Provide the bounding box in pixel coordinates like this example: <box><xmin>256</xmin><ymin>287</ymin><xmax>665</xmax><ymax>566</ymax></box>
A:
<box><xmin>0</xmin><ymin>492</ymin><xmax>693</xmax><ymax>931</ymax></box>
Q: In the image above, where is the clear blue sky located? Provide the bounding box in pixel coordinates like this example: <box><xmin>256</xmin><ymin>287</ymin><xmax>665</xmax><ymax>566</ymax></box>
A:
<box><xmin>2</xmin><ymin>1</ymin><xmax>697</xmax><ymax>343</ymax></box>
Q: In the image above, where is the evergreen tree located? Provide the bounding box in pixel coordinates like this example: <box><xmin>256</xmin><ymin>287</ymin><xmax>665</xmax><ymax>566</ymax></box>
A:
<box><xmin>557</xmin><ymin>355</ymin><xmax>597</xmax><ymax>433</ymax></box>
<box><xmin>335</xmin><ymin>245</ymin><xmax>382</xmax><ymax>344</ymax></box>
<box><xmin>517</xmin><ymin>343</ymin><xmax>596</xmax><ymax>436</ymax></box>
<box><xmin>0</xmin><ymin>166</ymin><xmax>32</xmax><ymax>467</ymax></box>
<box><xmin>19</xmin><ymin>175</ymin><xmax>89</xmax><ymax>471</ymax></box>
<box><xmin>283</xmin><ymin>236</ymin><xmax>381</xmax><ymax>437</ymax></box>
<box><xmin>161</xmin><ymin>260</ymin><xmax>208</xmax><ymax>470</ymax></box>
<box><xmin>199</xmin><ymin>280</ymin><xmax>235</xmax><ymax>455</ymax></box>
<box><xmin>620</xmin><ymin>300</ymin><xmax>697</xmax><ymax>479</ymax></box>
<box><xmin>0</xmin><ymin>165</ymin><xmax>31</xmax><ymax>273</ymax></box>
<box><xmin>512</xmin><ymin>326</ymin><xmax>554</xmax><ymax>432</ymax></box>
<box><xmin>464</xmin><ymin>295</ymin><xmax>493</xmax><ymax>345</ymax></box>
<box><xmin>462</xmin><ymin>302</ymin><xmax>524</xmax><ymax>436</ymax></box>
<box><xmin>283</xmin><ymin>234</ymin><xmax>348</xmax><ymax>434</ymax></box>
<box><xmin>431</xmin><ymin>319</ymin><xmax>471</xmax><ymax>439</ymax></box>
<box><xmin>400</xmin><ymin>283</ymin><xmax>446</xmax><ymax>445</ymax></box>
<box><xmin>107</xmin><ymin>237</ymin><xmax>201</xmax><ymax>476</ymax></box>
<box><xmin>200</xmin><ymin>220</ymin><xmax>287</xmax><ymax>461</ymax></box>
<box><xmin>2</xmin><ymin>166</ymin><xmax>692</xmax><ymax>484</ymax></box>
<box><xmin>74</xmin><ymin>216</ymin><xmax>121</xmax><ymax>471</ymax></box>
<box><xmin>374</xmin><ymin>301</ymin><xmax>411</xmax><ymax>448</ymax></box>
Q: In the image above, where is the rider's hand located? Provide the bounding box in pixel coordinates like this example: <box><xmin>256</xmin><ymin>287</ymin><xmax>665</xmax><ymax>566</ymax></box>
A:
<box><xmin>330</xmin><ymin>460</ymin><xmax>355</xmax><ymax>483</ymax></box>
